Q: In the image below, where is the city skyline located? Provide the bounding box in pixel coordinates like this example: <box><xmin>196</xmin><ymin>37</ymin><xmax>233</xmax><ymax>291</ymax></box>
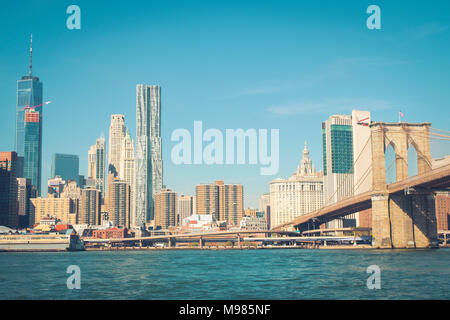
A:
<box><xmin>1</xmin><ymin>1</ymin><xmax>450</xmax><ymax>208</ymax></box>
<box><xmin>0</xmin><ymin>1</ymin><xmax>449</xmax><ymax>305</ymax></box>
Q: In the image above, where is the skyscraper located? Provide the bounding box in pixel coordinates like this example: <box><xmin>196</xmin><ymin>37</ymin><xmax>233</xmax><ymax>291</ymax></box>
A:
<box><xmin>322</xmin><ymin>115</ymin><xmax>354</xmax><ymax>205</ymax></box>
<box><xmin>108</xmin><ymin>114</ymin><xmax>126</xmax><ymax>175</ymax></box>
<box><xmin>120</xmin><ymin>128</ymin><xmax>135</xmax><ymax>225</ymax></box>
<box><xmin>322</xmin><ymin>110</ymin><xmax>372</xmax><ymax>228</ymax></box>
<box><xmin>217</xmin><ymin>181</ymin><xmax>244</xmax><ymax>226</ymax></box>
<box><xmin>155</xmin><ymin>189</ymin><xmax>177</xmax><ymax>229</ymax></box>
<box><xmin>0</xmin><ymin>152</ymin><xmax>19</xmax><ymax>228</ymax></box>
<box><xmin>17</xmin><ymin>177</ymin><xmax>37</xmax><ymax>228</ymax></box>
<box><xmin>16</xmin><ymin>34</ymin><xmax>43</xmax><ymax>180</ymax></box>
<box><xmin>51</xmin><ymin>153</ymin><xmax>79</xmax><ymax>182</ymax></box>
<box><xmin>196</xmin><ymin>180</ymin><xmax>244</xmax><ymax>226</ymax></box>
<box><xmin>88</xmin><ymin>136</ymin><xmax>106</xmax><ymax>195</ymax></box>
<box><xmin>195</xmin><ymin>183</ymin><xmax>219</xmax><ymax>218</ymax></box>
<box><xmin>80</xmin><ymin>188</ymin><xmax>101</xmax><ymax>225</ymax></box>
<box><xmin>106</xmin><ymin>177</ymin><xmax>131</xmax><ymax>228</ymax></box>
<box><xmin>23</xmin><ymin>110</ymin><xmax>41</xmax><ymax>194</ymax></box>
<box><xmin>269</xmin><ymin>142</ymin><xmax>324</xmax><ymax>229</ymax></box>
<box><xmin>322</xmin><ymin>114</ymin><xmax>354</xmax><ymax>229</ymax></box>
<box><xmin>135</xmin><ymin>85</ymin><xmax>163</xmax><ymax>227</ymax></box>
<box><xmin>178</xmin><ymin>195</ymin><xmax>194</xmax><ymax>225</ymax></box>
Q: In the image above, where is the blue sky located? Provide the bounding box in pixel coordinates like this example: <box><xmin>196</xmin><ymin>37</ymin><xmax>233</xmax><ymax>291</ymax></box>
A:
<box><xmin>1</xmin><ymin>0</ymin><xmax>449</xmax><ymax>207</ymax></box>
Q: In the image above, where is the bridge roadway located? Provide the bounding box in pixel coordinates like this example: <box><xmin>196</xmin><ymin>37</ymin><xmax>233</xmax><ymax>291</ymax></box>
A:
<box><xmin>241</xmin><ymin>236</ymin><xmax>371</xmax><ymax>242</ymax></box>
<box><xmin>83</xmin><ymin>230</ymin><xmax>298</xmax><ymax>244</ymax></box>
<box><xmin>273</xmin><ymin>163</ymin><xmax>450</xmax><ymax>231</ymax></box>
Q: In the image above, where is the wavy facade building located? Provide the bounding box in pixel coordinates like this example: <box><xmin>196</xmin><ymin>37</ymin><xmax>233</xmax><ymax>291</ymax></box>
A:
<box><xmin>135</xmin><ymin>85</ymin><xmax>163</xmax><ymax>227</ymax></box>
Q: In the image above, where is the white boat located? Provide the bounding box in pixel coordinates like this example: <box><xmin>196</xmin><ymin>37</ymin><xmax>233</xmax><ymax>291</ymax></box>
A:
<box><xmin>0</xmin><ymin>233</ymin><xmax>85</xmax><ymax>252</ymax></box>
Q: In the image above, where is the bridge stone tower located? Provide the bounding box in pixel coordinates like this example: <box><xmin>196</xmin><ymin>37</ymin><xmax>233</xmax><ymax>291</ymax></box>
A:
<box><xmin>370</xmin><ymin>122</ymin><xmax>438</xmax><ymax>248</ymax></box>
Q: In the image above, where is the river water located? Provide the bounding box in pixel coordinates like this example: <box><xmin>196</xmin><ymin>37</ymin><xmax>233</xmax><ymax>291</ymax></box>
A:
<box><xmin>1</xmin><ymin>248</ymin><xmax>449</xmax><ymax>299</ymax></box>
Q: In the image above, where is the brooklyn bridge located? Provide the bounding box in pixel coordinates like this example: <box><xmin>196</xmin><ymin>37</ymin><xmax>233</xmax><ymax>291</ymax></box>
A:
<box><xmin>273</xmin><ymin>122</ymin><xmax>450</xmax><ymax>249</ymax></box>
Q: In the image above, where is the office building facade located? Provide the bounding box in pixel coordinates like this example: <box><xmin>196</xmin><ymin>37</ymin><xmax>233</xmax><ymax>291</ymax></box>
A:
<box><xmin>23</xmin><ymin>110</ymin><xmax>42</xmax><ymax>194</ymax></box>
<box><xmin>270</xmin><ymin>142</ymin><xmax>324</xmax><ymax>229</ymax></box>
<box><xmin>80</xmin><ymin>188</ymin><xmax>101</xmax><ymax>225</ymax></box>
<box><xmin>120</xmin><ymin>128</ymin><xmax>135</xmax><ymax>225</ymax></box>
<box><xmin>322</xmin><ymin>111</ymin><xmax>372</xmax><ymax>228</ymax></box>
<box><xmin>17</xmin><ymin>177</ymin><xmax>37</xmax><ymax>228</ymax></box>
<box><xmin>108</xmin><ymin>114</ymin><xmax>126</xmax><ymax>175</ymax></box>
<box><xmin>51</xmin><ymin>153</ymin><xmax>79</xmax><ymax>182</ymax></box>
<box><xmin>30</xmin><ymin>197</ymin><xmax>78</xmax><ymax>225</ymax></box>
<box><xmin>88</xmin><ymin>136</ymin><xmax>106</xmax><ymax>195</ymax></box>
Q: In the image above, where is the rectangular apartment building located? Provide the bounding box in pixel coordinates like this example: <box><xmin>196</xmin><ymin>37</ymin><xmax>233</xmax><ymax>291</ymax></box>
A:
<box><xmin>196</xmin><ymin>180</ymin><xmax>244</xmax><ymax>227</ymax></box>
<box><xmin>154</xmin><ymin>189</ymin><xmax>177</xmax><ymax>229</ymax></box>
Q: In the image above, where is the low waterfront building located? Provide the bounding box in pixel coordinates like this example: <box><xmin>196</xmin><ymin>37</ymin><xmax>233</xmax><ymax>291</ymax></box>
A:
<box><xmin>92</xmin><ymin>227</ymin><xmax>129</xmax><ymax>239</ymax></box>
<box><xmin>181</xmin><ymin>214</ymin><xmax>218</xmax><ymax>233</ymax></box>
<box><xmin>240</xmin><ymin>216</ymin><xmax>267</xmax><ymax>231</ymax></box>
<box><xmin>436</xmin><ymin>192</ymin><xmax>450</xmax><ymax>231</ymax></box>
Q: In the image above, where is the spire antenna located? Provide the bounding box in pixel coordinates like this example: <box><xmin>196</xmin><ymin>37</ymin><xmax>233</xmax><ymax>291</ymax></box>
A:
<box><xmin>29</xmin><ymin>33</ymin><xmax>33</xmax><ymax>77</ymax></box>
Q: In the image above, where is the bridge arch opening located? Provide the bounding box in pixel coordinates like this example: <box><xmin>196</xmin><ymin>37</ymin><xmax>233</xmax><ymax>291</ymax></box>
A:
<box><xmin>385</xmin><ymin>142</ymin><xmax>396</xmax><ymax>184</ymax></box>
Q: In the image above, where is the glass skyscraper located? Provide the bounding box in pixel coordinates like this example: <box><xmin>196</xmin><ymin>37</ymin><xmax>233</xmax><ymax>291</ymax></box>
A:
<box><xmin>322</xmin><ymin>111</ymin><xmax>372</xmax><ymax>229</ymax></box>
<box><xmin>51</xmin><ymin>153</ymin><xmax>79</xmax><ymax>182</ymax></box>
<box><xmin>16</xmin><ymin>76</ymin><xmax>43</xmax><ymax>159</ymax></box>
<box><xmin>322</xmin><ymin>114</ymin><xmax>354</xmax><ymax>208</ymax></box>
<box><xmin>135</xmin><ymin>84</ymin><xmax>163</xmax><ymax>227</ymax></box>
<box><xmin>23</xmin><ymin>110</ymin><xmax>41</xmax><ymax>193</ymax></box>
<box><xmin>16</xmin><ymin>36</ymin><xmax>43</xmax><ymax>193</ymax></box>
